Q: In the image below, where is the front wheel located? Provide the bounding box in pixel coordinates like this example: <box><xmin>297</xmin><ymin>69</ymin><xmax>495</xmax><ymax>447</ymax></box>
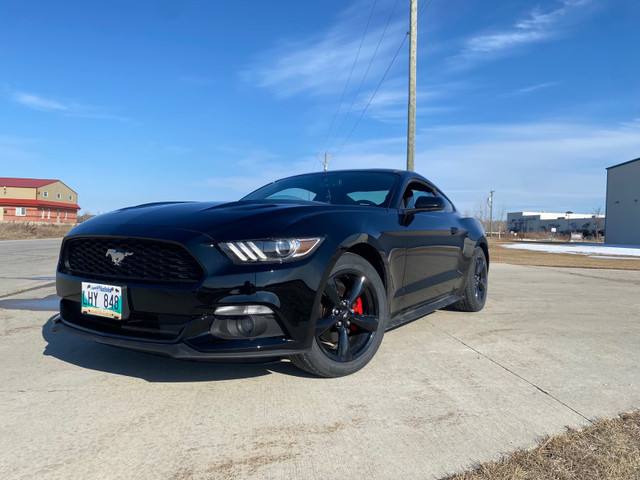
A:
<box><xmin>289</xmin><ymin>253</ymin><xmax>387</xmax><ymax>377</ymax></box>
<box><xmin>453</xmin><ymin>246</ymin><xmax>488</xmax><ymax>312</ymax></box>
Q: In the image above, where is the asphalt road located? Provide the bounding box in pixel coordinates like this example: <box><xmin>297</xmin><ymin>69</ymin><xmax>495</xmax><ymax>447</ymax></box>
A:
<box><xmin>1</xmin><ymin>238</ymin><xmax>639</xmax><ymax>479</ymax></box>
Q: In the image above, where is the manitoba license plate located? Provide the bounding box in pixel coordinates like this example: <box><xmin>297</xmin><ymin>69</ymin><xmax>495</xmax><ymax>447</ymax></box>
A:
<box><xmin>81</xmin><ymin>282</ymin><xmax>123</xmax><ymax>319</ymax></box>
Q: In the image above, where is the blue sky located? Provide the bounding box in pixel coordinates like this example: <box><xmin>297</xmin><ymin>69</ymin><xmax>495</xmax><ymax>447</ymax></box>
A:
<box><xmin>1</xmin><ymin>0</ymin><xmax>639</xmax><ymax>216</ymax></box>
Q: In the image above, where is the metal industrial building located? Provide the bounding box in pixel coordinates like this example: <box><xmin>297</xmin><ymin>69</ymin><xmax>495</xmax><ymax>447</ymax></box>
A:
<box><xmin>605</xmin><ymin>157</ymin><xmax>640</xmax><ymax>245</ymax></box>
<box><xmin>507</xmin><ymin>211</ymin><xmax>605</xmax><ymax>236</ymax></box>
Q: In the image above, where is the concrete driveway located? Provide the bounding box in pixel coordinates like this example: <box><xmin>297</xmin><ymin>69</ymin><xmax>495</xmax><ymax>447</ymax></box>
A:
<box><xmin>1</xmin><ymin>238</ymin><xmax>639</xmax><ymax>479</ymax></box>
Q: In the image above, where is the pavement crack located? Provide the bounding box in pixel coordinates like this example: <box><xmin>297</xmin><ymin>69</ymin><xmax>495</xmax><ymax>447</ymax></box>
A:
<box><xmin>525</xmin><ymin>265</ymin><xmax>640</xmax><ymax>285</ymax></box>
<box><xmin>0</xmin><ymin>282</ymin><xmax>56</xmax><ymax>300</ymax></box>
<box><xmin>427</xmin><ymin>320</ymin><xmax>595</xmax><ymax>425</ymax></box>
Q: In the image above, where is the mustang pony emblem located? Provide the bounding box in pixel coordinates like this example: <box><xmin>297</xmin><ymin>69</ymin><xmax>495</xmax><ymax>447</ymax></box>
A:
<box><xmin>106</xmin><ymin>249</ymin><xmax>133</xmax><ymax>266</ymax></box>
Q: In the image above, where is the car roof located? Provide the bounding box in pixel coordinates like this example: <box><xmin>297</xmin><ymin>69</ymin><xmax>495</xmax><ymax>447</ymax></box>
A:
<box><xmin>267</xmin><ymin>169</ymin><xmax>429</xmax><ymax>184</ymax></box>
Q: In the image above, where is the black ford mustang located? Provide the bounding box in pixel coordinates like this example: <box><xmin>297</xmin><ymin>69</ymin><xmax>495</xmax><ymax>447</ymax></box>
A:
<box><xmin>53</xmin><ymin>169</ymin><xmax>488</xmax><ymax>377</ymax></box>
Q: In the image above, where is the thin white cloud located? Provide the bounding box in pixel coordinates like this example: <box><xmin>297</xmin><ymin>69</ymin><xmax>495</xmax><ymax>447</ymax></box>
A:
<box><xmin>465</xmin><ymin>30</ymin><xmax>552</xmax><ymax>55</ymax></box>
<box><xmin>242</xmin><ymin>4</ymin><xmax>405</xmax><ymax>98</ymax></box>
<box><xmin>13</xmin><ymin>92</ymin><xmax>68</xmax><ymax>112</ymax></box>
<box><xmin>451</xmin><ymin>0</ymin><xmax>594</xmax><ymax>70</ymax></box>
<box><xmin>325</xmin><ymin>79</ymin><xmax>466</xmax><ymax>132</ymax></box>
<box><xmin>501</xmin><ymin>82</ymin><xmax>559</xmax><ymax>97</ymax></box>
<box><xmin>9</xmin><ymin>90</ymin><xmax>131</xmax><ymax>122</ymax></box>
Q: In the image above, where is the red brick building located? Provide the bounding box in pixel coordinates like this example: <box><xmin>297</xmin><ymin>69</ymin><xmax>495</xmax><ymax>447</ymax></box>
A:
<box><xmin>0</xmin><ymin>178</ymin><xmax>80</xmax><ymax>224</ymax></box>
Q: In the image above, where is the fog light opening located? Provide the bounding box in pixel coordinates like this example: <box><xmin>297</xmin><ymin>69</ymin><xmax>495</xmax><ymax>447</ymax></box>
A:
<box><xmin>210</xmin><ymin>306</ymin><xmax>285</xmax><ymax>340</ymax></box>
<box><xmin>238</xmin><ymin>316</ymin><xmax>256</xmax><ymax>336</ymax></box>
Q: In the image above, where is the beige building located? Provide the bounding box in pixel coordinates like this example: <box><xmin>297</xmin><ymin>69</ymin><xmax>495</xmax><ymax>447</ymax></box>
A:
<box><xmin>605</xmin><ymin>157</ymin><xmax>640</xmax><ymax>245</ymax></box>
<box><xmin>0</xmin><ymin>177</ymin><xmax>80</xmax><ymax>224</ymax></box>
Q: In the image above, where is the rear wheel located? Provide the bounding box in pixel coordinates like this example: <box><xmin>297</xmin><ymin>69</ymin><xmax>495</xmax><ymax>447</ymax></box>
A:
<box><xmin>290</xmin><ymin>253</ymin><xmax>387</xmax><ymax>377</ymax></box>
<box><xmin>453</xmin><ymin>247</ymin><xmax>488</xmax><ymax>312</ymax></box>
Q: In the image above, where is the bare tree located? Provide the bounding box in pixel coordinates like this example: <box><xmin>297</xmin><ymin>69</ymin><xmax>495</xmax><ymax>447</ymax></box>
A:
<box><xmin>474</xmin><ymin>200</ymin><xmax>490</xmax><ymax>233</ymax></box>
<box><xmin>592</xmin><ymin>206</ymin><xmax>603</xmax><ymax>242</ymax></box>
<box><xmin>495</xmin><ymin>204</ymin><xmax>506</xmax><ymax>236</ymax></box>
<box><xmin>473</xmin><ymin>199</ymin><xmax>507</xmax><ymax>236</ymax></box>
<box><xmin>78</xmin><ymin>211</ymin><xmax>99</xmax><ymax>223</ymax></box>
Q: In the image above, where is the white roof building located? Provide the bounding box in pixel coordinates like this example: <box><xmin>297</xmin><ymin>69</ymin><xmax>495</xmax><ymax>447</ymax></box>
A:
<box><xmin>507</xmin><ymin>211</ymin><xmax>604</xmax><ymax>235</ymax></box>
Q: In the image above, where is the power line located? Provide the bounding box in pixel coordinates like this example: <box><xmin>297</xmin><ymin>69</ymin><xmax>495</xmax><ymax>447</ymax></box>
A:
<box><xmin>418</xmin><ymin>0</ymin><xmax>433</xmax><ymax>18</ymax></box>
<box><xmin>334</xmin><ymin>0</ymin><xmax>435</xmax><ymax>157</ymax></box>
<box><xmin>315</xmin><ymin>0</ymin><xmax>379</xmax><ymax>157</ymax></box>
<box><xmin>335</xmin><ymin>33</ymin><xmax>408</xmax><ymax>156</ymax></box>
<box><xmin>325</xmin><ymin>0</ymin><xmax>401</xmax><ymax>153</ymax></box>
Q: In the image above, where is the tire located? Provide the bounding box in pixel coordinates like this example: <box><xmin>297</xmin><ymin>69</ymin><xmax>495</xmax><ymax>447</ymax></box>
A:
<box><xmin>453</xmin><ymin>247</ymin><xmax>488</xmax><ymax>312</ymax></box>
<box><xmin>289</xmin><ymin>253</ymin><xmax>388</xmax><ymax>377</ymax></box>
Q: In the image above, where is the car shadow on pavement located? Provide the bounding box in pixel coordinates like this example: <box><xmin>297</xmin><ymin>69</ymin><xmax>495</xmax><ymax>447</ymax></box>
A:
<box><xmin>41</xmin><ymin>315</ymin><xmax>317</xmax><ymax>382</ymax></box>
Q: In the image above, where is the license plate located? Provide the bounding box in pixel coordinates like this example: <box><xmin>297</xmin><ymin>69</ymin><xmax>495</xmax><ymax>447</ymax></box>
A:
<box><xmin>81</xmin><ymin>282</ymin><xmax>123</xmax><ymax>319</ymax></box>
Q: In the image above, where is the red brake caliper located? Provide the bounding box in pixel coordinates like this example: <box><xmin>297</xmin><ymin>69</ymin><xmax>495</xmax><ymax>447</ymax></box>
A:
<box><xmin>351</xmin><ymin>297</ymin><xmax>363</xmax><ymax>330</ymax></box>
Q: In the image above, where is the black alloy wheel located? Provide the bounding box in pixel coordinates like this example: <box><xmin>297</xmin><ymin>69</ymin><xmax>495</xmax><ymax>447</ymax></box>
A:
<box><xmin>290</xmin><ymin>253</ymin><xmax>387</xmax><ymax>377</ymax></box>
<box><xmin>474</xmin><ymin>253</ymin><xmax>488</xmax><ymax>304</ymax></box>
<box><xmin>316</xmin><ymin>272</ymin><xmax>378</xmax><ymax>362</ymax></box>
<box><xmin>453</xmin><ymin>247</ymin><xmax>488</xmax><ymax>312</ymax></box>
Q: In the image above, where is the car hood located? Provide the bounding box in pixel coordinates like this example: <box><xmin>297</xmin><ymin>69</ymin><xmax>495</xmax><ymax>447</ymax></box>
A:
<box><xmin>69</xmin><ymin>200</ymin><xmax>341</xmax><ymax>241</ymax></box>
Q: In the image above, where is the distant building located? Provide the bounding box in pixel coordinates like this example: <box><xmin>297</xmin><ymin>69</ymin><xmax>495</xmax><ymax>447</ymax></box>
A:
<box><xmin>605</xmin><ymin>157</ymin><xmax>640</xmax><ymax>245</ymax></box>
<box><xmin>0</xmin><ymin>177</ymin><xmax>80</xmax><ymax>224</ymax></box>
<box><xmin>507</xmin><ymin>211</ymin><xmax>604</xmax><ymax>236</ymax></box>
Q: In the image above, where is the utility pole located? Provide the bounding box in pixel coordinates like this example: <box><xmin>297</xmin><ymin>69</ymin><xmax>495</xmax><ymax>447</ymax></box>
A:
<box><xmin>406</xmin><ymin>0</ymin><xmax>417</xmax><ymax>171</ymax></box>
<box><xmin>488</xmin><ymin>190</ymin><xmax>494</xmax><ymax>238</ymax></box>
<box><xmin>318</xmin><ymin>152</ymin><xmax>334</xmax><ymax>172</ymax></box>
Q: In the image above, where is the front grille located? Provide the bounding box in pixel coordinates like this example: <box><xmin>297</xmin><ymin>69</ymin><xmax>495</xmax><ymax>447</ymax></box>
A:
<box><xmin>60</xmin><ymin>237</ymin><xmax>204</xmax><ymax>285</ymax></box>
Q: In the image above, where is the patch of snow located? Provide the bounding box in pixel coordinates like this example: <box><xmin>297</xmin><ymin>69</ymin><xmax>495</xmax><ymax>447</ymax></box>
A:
<box><xmin>587</xmin><ymin>256</ymin><xmax>640</xmax><ymax>260</ymax></box>
<box><xmin>502</xmin><ymin>243</ymin><xmax>640</xmax><ymax>257</ymax></box>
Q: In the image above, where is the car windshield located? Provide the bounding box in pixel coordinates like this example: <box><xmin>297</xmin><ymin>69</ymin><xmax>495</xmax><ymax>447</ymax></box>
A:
<box><xmin>243</xmin><ymin>171</ymin><xmax>400</xmax><ymax>207</ymax></box>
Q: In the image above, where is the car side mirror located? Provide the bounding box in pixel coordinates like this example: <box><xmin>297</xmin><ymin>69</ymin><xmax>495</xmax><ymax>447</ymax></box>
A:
<box><xmin>409</xmin><ymin>196</ymin><xmax>446</xmax><ymax>212</ymax></box>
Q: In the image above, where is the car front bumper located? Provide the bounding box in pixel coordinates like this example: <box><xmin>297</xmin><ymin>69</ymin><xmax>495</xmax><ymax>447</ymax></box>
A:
<box><xmin>50</xmin><ymin>313</ymin><xmax>307</xmax><ymax>360</ymax></box>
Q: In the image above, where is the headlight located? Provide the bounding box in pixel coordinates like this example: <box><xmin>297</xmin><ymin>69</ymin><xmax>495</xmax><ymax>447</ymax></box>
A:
<box><xmin>218</xmin><ymin>237</ymin><xmax>323</xmax><ymax>263</ymax></box>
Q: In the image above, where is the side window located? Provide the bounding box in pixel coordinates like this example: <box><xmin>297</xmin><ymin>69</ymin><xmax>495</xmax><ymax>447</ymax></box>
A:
<box><xmin>406</xmin><ymin>190</ymin><xmax>436</xmax><ymax>209</ymax></box>
<box><xmin>401</xmin><ymin>182</ymin><xmax>436</xmax><ymax>209</ymax></box>
<box><xmin>436</xmin><ymin>191</ymin><xmax>454</xmax><ymax>213</ymax></box>
<box><xmin>401</xmin><ymin>182</ymin><xmax>454</xmax><ymax>213</ymax></box>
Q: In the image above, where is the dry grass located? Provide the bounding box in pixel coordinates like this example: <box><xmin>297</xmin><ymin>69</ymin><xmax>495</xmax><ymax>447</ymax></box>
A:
<box><xmin>0</xmin><ymin>222</ymin><xmax>75</xmax><ymax>240</ymax></box>
<box><xmin>442</xmin><ymin>411</ymin><xmax>640</xmax><ymax>480</ymax></box>
<box><xmin>490</xmin><ymin>239</ymin><xmax>640</xmax><ymax>271</ymax></box>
